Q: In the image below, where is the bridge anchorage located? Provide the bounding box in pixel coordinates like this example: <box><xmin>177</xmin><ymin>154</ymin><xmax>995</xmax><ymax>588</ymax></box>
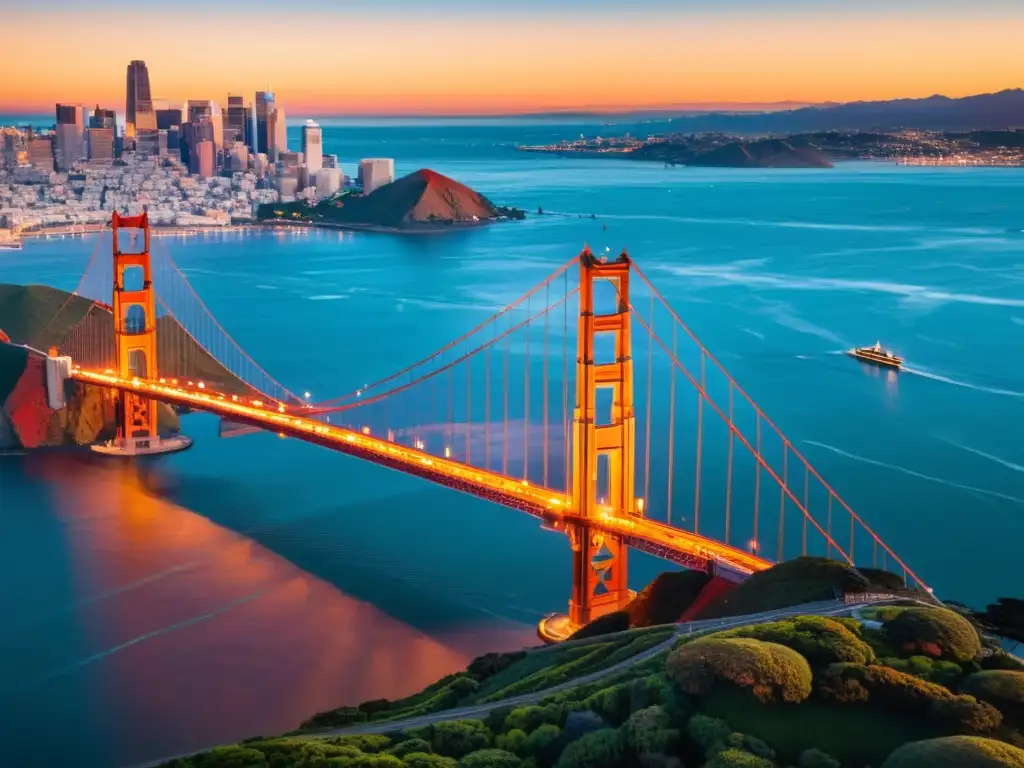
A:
<box><xmin>52</xmin><ymin>214</ymin><xmax>929</xmax><ymax>643</ymax></box>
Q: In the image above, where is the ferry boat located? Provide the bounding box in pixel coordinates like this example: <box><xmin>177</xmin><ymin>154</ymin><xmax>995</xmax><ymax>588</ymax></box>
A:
<box><xmin>848</xmin><ymin>341</ymin><xmax>903</xmax><ymax>369</ymax></box>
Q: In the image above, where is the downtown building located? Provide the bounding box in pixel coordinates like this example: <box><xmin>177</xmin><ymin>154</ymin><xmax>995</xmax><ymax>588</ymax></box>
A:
<box><xmin>359</xmin><ymin>158</ymin><xmax>395</xmax><ymax>194</ymax></box>
<box><xmin>125</xmin><ymin>60</ymin><xmax>156</xmax><ymax>140</ymax></box>
<box><xmin>301</xmin><ymin>120</ymin><xmax>322</xmax><ymax>174</ymax></box>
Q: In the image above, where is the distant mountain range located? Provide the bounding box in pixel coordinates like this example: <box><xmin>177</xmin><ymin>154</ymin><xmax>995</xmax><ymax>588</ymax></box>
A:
<box><xmin>654</xmin><ymin>89</ymin><xmax>1024</xmax><ymax>134</ymax></box>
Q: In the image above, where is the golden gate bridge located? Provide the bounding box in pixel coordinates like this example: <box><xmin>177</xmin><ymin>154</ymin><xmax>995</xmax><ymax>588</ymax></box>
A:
<box><xmin>38</xmin><ymin>212</ymin><xmax>928</xmax><ymax>640</ymax></box>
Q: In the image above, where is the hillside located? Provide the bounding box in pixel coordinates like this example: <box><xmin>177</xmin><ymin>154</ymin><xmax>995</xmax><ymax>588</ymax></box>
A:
<box><xmin>687</xmin><ymin>138</ymin><xmax>833</xmax><ymax>168</ymax></box>
<box><xmin>154</xmin><ymin>598</ymin><xmax>1024</xmax><ymax>768</ymax></box>
<box><xmin>0</xmin><ymin>283</ymin><xmax>258</xmax><ymax>450</ymax></box>
<box><xmin>259</xmin><ymin>169</ymin><xmax>525</xmax><ymax>231</ymax></box>
<box><xmin>658</xmin><ymin>89</ymin><xmax>1024</xmax><ymax>134</ymax></box>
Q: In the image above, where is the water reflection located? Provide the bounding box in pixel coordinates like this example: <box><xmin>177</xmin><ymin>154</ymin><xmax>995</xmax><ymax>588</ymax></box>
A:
<box><xmin>0</xmin><ymin>454</ymin><xmax>536</xmax><ymax>767</ymax></box>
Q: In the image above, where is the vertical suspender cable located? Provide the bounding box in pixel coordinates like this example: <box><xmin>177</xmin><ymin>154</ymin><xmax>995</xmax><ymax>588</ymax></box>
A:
<box><xmin>694</xmin><ymin>351</ymin><xmax>705</xmax><ymax>534</ymax></box>
<box><xmin>725</xmin><ymin>382</ymin><xmax>734</xmax><ymax>545</ymax></box>
<box><xmin>802</xmin><ymin>468</ymin><xmax>810</xmax><ymax>556</ymax></box>
<box><xmin>778</xmin><ymin>443</ymin><xmax>788</xmax><ymax>561</ymax></box>
<box><xmin>754</xmin><ymin>417</ymin><xmax>761</xmax><ymax>554</ymax></box>
<box><xmin>666</xmin><ymin>323</ymin><xmax>677</xmax><ymax>524</ymax></box>
<box><xmin>563</xmin><ymin>269</ymin><xmax>569</xmax><ymax>494</ymax></box>
<box><xmin>643</xmin><ymin>291</ymin><xmax>653</xmax><ymax>514</ymax></box>
<box><xmin>524</xmin><ymin>295</ymin><xmax>530</xmax><ymax>480</ymax></box>
<box><xmin>826</xmin><ymin>495</ymin><xmax>833</xmax><ymax>559</ymax></box>
<box><xmin>543</xmin><ymin>283</ymin><xmax>550</xmax><ymax>488</ymax></box>
<box><xmin>485</xmin><ymin>345</ymin><xmax>491</xmax><ymax>470</ymax></box>
<box><xmin>465</xmin><ymin>354</ymin><xmax>472</xmax><ymax>464</ymax></box>
<box><xmin>503</xmin><ymin>315</ymin><xmax>510</xmax><ymax>476</ymax></box>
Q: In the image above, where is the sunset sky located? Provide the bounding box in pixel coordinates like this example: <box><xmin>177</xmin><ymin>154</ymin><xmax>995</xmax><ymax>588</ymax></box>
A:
<box><xmin>2</xmin><ymin>0</ymin><xmax>1022</xmax><ymax>117</ymax></box>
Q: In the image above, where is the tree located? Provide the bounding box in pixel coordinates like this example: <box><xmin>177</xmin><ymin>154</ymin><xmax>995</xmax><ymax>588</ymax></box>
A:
<box><xmin>961</xmin><ymin>670</ymin><xmax>1024</xmax><ymax>725</ymax></box>
<box><xmin>884</xmin><ymin>607</ymin><xmax>982</xmax><ymax>662</ymax></box>
<box><xmin>458</xmin><ymin>749</ymin><xmax>523</xmax><ymax>768</ymax></box>
<box><xmin>667</xmin><ymin>637</ymin><xmax>813</xmax><ymax>703</ymax></box>
<box><xmin>554</xmin><ymin>728</ymin><xmax>623</xmax><ymax>768</ymax></box>
<box><xmin>881</xmin><ymin>736</ymin><xmax>1024</xmax><ymax>768</ymax></box>
<box><xmin>433</xmin><ymin>721</ymin><xmax>494</xmax><ymax>759</ymax></box>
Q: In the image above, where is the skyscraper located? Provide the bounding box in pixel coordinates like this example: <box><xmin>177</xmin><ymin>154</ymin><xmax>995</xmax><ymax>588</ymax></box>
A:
<box><xmin>191</xmin><ymin>140</ymin><xmax>214</xmax><ymax>179</ymax></box>
<box><xmin>270</xmin><ymin>107</ymin><xmax>288</xmax><ymax>162</ymax></box>
<box><xmin>301</xmin><ymin>120</ymin><xmax>323</xmax><ymax>174</ymax></box>
<box><xmin>255</xmin><ymin>91</ymin><xmax>274</xmax><ymax>155</ymax></box>
<box><xmin>226</xmin><ymin>95</ymin><xmax>245</xmax><ymax>143</ymax></box>
<box><xmin>126</xmin><ymin>60</ymin><xmax>156</xmax><ymax>138</ymax></box>
<box><xmin>54</xmin><ymin>104</ymin><xmax>84</xmax><ymax>171</ymax></box>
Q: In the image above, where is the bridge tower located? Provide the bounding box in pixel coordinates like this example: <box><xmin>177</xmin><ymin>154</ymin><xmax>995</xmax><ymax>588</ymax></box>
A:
<box><xmin>92</xmin><ymin>211</ymin><xmax>191</xmax><ymax>456</ymax></box>
<box><xmin>565</xmin><ymin>247</ymin><xmax>638</xmax><ymax>629</ymax></box>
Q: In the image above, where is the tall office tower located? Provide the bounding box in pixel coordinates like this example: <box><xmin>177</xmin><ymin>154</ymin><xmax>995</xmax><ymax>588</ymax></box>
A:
<box><xmin>358</xmin><ymin>158</ymin><xmax>395</xmax><ymax>194</ymax></box>
<box><xmin>2</xmin><ymin>128</ymin><xmax>27</xmax><ymax>169</ymax></box>
<box><xmin>301</xmin><ymin>119</ymin><xmax>323</xmax><ymax>174</ymax></box>
<box><xmin>181</xmin><ymin>118</ymin><xmax>215</xmax><ymax>167</ymax></box>
<box><xmin>226</xmin><ymin>95</ymin><xmax>245</xmax><ymax>142</ymax></box>
<box><xmin>54</xmin><ymin>103</ymin><xmax>84</xmax><ymax>171</ymax></box>
<box><xmin>255</xmin><ymin>91</ymin><xmax>275</xmax><ymax>155</ymax></box>
<box><xmin>28</xmin><ymin>136</ymin><xmax>55</xmax><ymax>171</ymax></box>
<box><xmin>125</xmin><ymin>60</ymin><xmax>156</xmax><ymax>139</ymax></box>
<box><xmin>191</xmin><ymin>140</ymin><xmax>214</xmax><ymax>178</ymax></box>
<box><xmin>87</xmin><ymin>128</ymin><xmax>114</xmax><ymax>161</ymax></box>
<box><xmin>269</xmin><ymin>107</ymin><xmax>288</xmax><ymax>162</ymax></box>
<box><xmin>187</xmin><ymin>100</ymin><xmax>223</xmax><ymax>153</ymax></box>
<box><xmin>166</xmin><ymin>125</ymin><xmax>181</xmax><ymax>154</ymax></box>
<box><xmin>156</xmin><ymin>107</ymin><xmax>182</xmax><ymax>130</ymax></box>
<box><xmin>90</xmin><ymin>105</ymin><xmax>117</xmax><ymax>129</ymax></box>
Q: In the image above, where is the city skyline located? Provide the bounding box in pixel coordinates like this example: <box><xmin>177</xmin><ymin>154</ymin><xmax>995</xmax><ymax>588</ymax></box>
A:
<box><xmin>2</xmin><ymin>0</ymin><xmax>1022</xmax><ymax>116</ymax></box>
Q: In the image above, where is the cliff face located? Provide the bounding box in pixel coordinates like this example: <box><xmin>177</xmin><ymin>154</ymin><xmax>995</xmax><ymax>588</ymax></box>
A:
<box><xmin>0</xmin><ymin>330</ymin><xmax>178</xmax><ymax>452</ymax></box>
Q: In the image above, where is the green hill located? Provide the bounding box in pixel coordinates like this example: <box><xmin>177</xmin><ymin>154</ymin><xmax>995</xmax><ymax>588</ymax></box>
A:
<box><xmin>153</xmin><ymin>600</ymin><xmax>1024</xmax><ymax>768</ymax></box>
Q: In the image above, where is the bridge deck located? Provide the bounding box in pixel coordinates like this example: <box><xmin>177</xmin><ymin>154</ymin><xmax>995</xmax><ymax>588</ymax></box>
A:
<box><xmin>73</xmin><ymin>369</ymin><xmax>773</xmax><ymax>577</ymax></box>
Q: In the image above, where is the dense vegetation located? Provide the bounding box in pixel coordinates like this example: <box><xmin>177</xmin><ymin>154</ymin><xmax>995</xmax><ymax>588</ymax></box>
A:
<box><xmin>162</xmin><ymin>595</ymin><xmax>1024</xmax><ymax>768</ymax></box>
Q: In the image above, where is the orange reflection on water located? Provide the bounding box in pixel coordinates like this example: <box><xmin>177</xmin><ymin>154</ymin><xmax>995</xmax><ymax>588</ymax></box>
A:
<box><xmin>23</xmin><ymin>454</ymin><xmax>537</xmax><ymax>766</ymax></box>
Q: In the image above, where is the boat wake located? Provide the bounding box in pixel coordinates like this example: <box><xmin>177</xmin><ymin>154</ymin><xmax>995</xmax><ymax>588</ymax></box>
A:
<box><xmin>803</xmin><ymin>440</ymin><xmax>1024</xmax><ymax>506</ymax></box>
<box><xmin>902</xmin><ymin>366</ymin><xmax>1024</xmax><ymax>399</ymax></box>
<box><xmin>939</xmin><ymin>438</ymin><xmax>1024</xmax><ymax>475</ymax></box>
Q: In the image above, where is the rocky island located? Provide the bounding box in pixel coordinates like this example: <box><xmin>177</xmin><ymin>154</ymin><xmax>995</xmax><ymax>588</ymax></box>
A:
<box><xmin>257</xmin><ymin>169</ymin><xmax>526</xmax><ymax>233</ymax></box>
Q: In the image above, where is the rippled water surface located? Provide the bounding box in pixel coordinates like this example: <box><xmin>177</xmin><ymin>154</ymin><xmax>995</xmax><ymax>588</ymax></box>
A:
<box><xmin>2</xmin><ymin>119</ymin><xmax>1024</xmax><ymax>766</ymax></box>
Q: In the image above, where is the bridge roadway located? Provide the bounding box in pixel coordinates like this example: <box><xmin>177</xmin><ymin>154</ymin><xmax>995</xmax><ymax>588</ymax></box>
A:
<box><xmin>128</xmin><ymin>596</ymin><xmax>906</xmax><ymax>768</ymax></box>
<box><xmin>72</xmin><ymin>368</ymin><xmax>773</xmax><ymax>577</ymax></box>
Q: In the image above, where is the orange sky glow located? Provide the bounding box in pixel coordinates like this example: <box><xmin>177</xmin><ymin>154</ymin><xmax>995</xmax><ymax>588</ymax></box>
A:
<box><xmin>2</xmin><ymin>7</ymin><xmax>1021</xmax><ymax>116</ymax></box>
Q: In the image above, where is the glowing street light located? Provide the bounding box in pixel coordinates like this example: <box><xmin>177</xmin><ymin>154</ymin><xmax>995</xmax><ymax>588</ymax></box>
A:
<box><xmin>636</xmin><ymin>498</ymin><xmax>645</xmax><ymax>514</ymax></box>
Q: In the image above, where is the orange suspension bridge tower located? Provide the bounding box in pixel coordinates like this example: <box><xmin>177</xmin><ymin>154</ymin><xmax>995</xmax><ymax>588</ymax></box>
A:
<box><xmin>90</xmin><ymin>212</ymin><xmax>192</xmax><ymax>456</ymax></box>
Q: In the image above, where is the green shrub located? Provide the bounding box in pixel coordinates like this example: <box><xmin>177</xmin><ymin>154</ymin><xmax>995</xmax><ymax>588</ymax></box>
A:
<box><xmin>982</xmin><ymin>652</ymin><xmax>1024</xmax><ymax>672</ymax></box>
<box><xmin>457</xmin><ymin>749</ymin><xmax>523</xmax><ymax>768</ymax></box>
<box><xmin>620</xmin><ymin>705</ymin><xmax>679</xmax><ymax>755</ymax></box>
<box><xmin>403</xmin><ymin>755</ymin><xmax>459</xmax><ymax>768</ymax></box>
<box><xmin>667</xmin><ymin>637</ymin><xmax>813</xmax><ymax>703</ymax></box>
<box><xmin>343</xmin><ymin>755</ymin><xmax>405</xmax><ymax>768</ymax></box>
<box><xmin>884</xmin><ymin>608</ymin><xmax>982</xmax><ymax>662</ymax></box>
<box><xmin>883</xmin><ymin>655</ymin><xmax>964</xmax><ymax>686</ymax></box>
<box><xmin>390</xmin><ymin>739</ymin><xmax>433</xmax><ymax>758</ymax></box>
<box><xmin>929</xmin><ymin>696</ymin><xmax>1002</xmax><ymax>734</ymax></box>
<box><xmin>724</xmin><ymin>733</ymin><xmax>774</xmax><ymax>760</ymax></box>
<box><xmin>580</xmin><ymin>683</ymin><xmax>633</xmax><ymax>725</ymax></box>
<box><xmin>192</xmin><ymin>746</ymin><xmax>269</xmax><ymax>768</ymax></box>
<box><xmin>962</xmin><ymin>670</ymin><xmax>1024</xmax><ymax>724</ymax></box>
<box><xmin>571</xmin><ymin>611</ymin><xmax>631</xmax><ymax>640</ymax></box>
<box><xmin>705</xmin><ymin>747</ymin><xmax>776</xmax><ymax>768</ymax></box>
<box><xmin>521</xmin><ymin>724</ymin><xmax>561</xmax><ymax>764</ymax></box>
<box><xmin>798</xmin><ymin>747</ymin><xmax>841</xmax><ymax>768</ymax></box>
<box><xmin>330</xmin><ymin>735</ymin><xmax>392</xmax><ymax>753</ymax></box>
<box><xmin>881</xmin><ymin>735</ymin><xmax>1024</xmax><ymax>767</ymax></box>
<box><xmin>718</xmin><ymin>615</ymin><xmax>875</xmax><ymax>666</ymax></box>
<box><xmin>495</xmin><ymin>729</ymin><xmax>528</xmax><ymax>754</ymax></box>
<box><xmin>554</xmin><ymin>728</ymin><xmax>623</xmax><ymax>768</ymax></box>
<box><xmin>468</xmin><ymin>652</ymin><xmax>529</xmax><ymax>681</ymax></box>
<box><xmin>432</xmin><ymin>720</ymin><xmax>493</xmax><ymax>759</ymax></box>
<box><xmin>686</xmin><ymin>714</ymin><xmax>732</xmax><ymax>756</ymax></box>
<box><xmin>505</xmin><ymin>705</ymin><xmax>563</xmax><ymax>733</ymax></box>
<box><xmin>817</xmin><ymin>662</ymin><xmax>952</xmax><ymax>709</ymax></box>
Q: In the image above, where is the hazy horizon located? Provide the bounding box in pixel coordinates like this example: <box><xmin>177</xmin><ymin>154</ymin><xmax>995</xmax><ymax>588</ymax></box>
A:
<box><xmin>2</xmin><ymin>0</ymin><xmax>1021</xmax><ymax>115</ymax></box>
